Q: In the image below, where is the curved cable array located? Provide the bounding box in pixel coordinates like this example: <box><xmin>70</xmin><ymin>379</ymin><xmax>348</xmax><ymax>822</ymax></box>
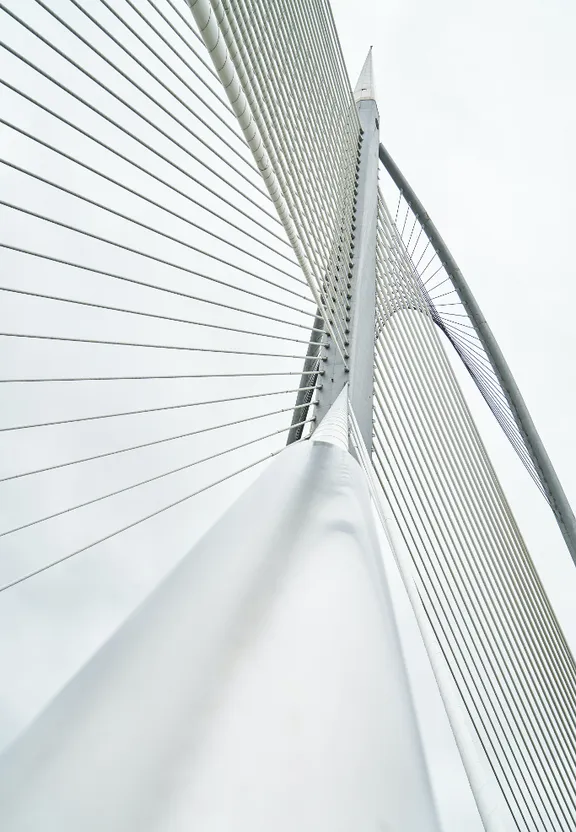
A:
<box><xmin>188</xmin><ymin>0</ymin><xmax>361</xmax><ymax>368</ymax></box>
<box><xmin>373</xmin><ymin>191</ymin><xmax>576</xmax><ymax>832</ymax></box>
<box><xmin>0</xmin><ymin>0</ymin><xmax>330</xmax><ymax>593</ymax></box>
<box><xmin>379</xmin><ymin>146</ymin><xmax>545</xmax><ymax>499</ymax></box>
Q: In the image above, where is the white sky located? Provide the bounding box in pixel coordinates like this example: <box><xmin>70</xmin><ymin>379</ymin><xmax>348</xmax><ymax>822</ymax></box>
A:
<box><xmin>1</xmin><ymin>1</ymin><xmax>576</xmax><ymax>829</ymax></box>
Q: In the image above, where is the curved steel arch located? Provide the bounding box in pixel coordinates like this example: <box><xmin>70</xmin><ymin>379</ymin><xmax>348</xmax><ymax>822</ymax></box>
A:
<box><xmin>378</xmin><ymin>142</ymin><xmax>576</xmax><ymax>567</ymax></box>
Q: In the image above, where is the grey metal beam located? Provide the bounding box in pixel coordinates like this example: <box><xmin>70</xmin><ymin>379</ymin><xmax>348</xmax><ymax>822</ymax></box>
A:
<box><xmin>378</xmin><ymin>141</ymin><xmax>576</xmax><ymax>568</ymax></box>
<box><xmin>313</xmin><ymin>50</ymin><xmax>380</xmax><ymax>453</ymax></box>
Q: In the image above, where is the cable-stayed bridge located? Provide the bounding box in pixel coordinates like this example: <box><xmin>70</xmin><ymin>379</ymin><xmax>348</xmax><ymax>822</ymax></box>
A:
<box><xmin>0</xmin><ymin>1</ymin><xmax>575</xmax><ymax>830</ymax></box>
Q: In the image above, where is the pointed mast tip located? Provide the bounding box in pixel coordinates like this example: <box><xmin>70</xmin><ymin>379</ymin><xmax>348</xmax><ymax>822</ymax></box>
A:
<box><xmin>354</xmin><ymin>47</ymin><xmax>376</xmax><ymax>103</ymax></box>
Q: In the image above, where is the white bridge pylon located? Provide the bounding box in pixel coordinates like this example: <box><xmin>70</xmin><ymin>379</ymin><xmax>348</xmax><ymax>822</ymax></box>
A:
<box><xmin>0</xmin><ymin>390</ymin><xmax>441</xmax><ymax>831</ymax></box>
<box><xmin>0</xmin><ymin>2</ymin><xmax>575</xmax><ymax>831</ymax></box>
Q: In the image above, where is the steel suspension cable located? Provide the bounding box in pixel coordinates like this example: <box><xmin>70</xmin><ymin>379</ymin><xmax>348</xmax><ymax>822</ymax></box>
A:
<box><xmin>91</xmin><ymin>0</ymin><xmax>260</xmax><ymax>171</ymax></box>
<box><xmin>374</xmin><ymin>240</ymin><xmax>576</xmax><ymax>824</ymax></box>
<box><xmin>0</xmin><ymin>159</ymin><xmax>307</xmax><ymax>297</ymax></box>
<box><xmin>0</xmin><ymin>244</ymin><xmax>315</xmax><ymax>324</ymax></box>
<box><xmin>0</xmin><ymin>404</ymin><xmax>316</xmax><ymax>485</ymax></box>
<box><xmin>0</xmin><ymin>333</ymin><xmax>313</xmax><ymax>360</ymax></box>
<box><xmin>0</xmin><ymin>286</ymin><xmax>313</xmax><ymax>346</ymax></box>
<box><xmin>0</xmin><ymin>116</ymin><xmax>296</xmax><ymax>267</ymax></box>
<box><xmin>0</xmin><ymin>372</ymin><xmax>319</xmax><ymax>384</ymax></box>
<box><xmin>0</xmin><ymin>446</ymin><xmax>298</xmax><ymax>595</ymax></box>
<box><xmin>19</xmin><ymin>0</ymin><xmax>271</xmax><ymax>202</ymax></box>
<box><xmin>0</xmin><ymin>72</ymin><xmax>288</xmax><ymax>248</ymax></box>
<box><xmin>372</xmin><ymin>363</ymin><xmax>565</xmax><ymax>828</ymax></box>
<box><xmin>0</xmin><ymin>420</ymin><xmax>314</xmax><ymax>541</ymax></box>
<box><xmin>0</xmin><ymin>204</ymin><xmax>315</xmax><ymax>316</ymax></box>
<box><xmin>374</xmin><ymin>320</ymin><xmax>576</xmax><ymax>820</ymax></box>
<box><xmin>376</xmin><ymin>216</ymin><xmax>576</xmax><ymax>792</ymax></box>
<box><xmin>369</xmin><ymin>408</ymin><xmax>536</xmax><ymax>830</ymax></box>
<box><xmin>0</xmin><ymin>385</ymin><xmax>320</xmax><ymax>434</ymax></box>
<box><xmin>0</xmin><ymin>28</ymin><xmax>279</xmax><ymax>227</ymax></box>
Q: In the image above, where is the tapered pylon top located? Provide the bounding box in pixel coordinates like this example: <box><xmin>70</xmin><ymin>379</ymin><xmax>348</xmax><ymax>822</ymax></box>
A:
<box><xmin>354</xmin><ymin>47</ymin><xmax>375</xmax><ymax>102</ymax></box>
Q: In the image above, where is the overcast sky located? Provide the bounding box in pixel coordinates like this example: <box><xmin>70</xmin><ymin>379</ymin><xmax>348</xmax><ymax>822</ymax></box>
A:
<box><xmin>1</xmin><ymin>1</ymin><xmax>575</xmax><ymax>830</ymax></box>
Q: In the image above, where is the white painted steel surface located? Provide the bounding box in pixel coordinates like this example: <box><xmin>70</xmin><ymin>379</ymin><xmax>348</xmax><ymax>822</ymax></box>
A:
<box><xmin>312</xmin><ymin>384</ymin><xmax>349</xmax><ymax>450</ymax></box>
<box><xmin>0</xmin><ymin>440</ymin><xmax>440</xmax><ymax>832</ymax></box>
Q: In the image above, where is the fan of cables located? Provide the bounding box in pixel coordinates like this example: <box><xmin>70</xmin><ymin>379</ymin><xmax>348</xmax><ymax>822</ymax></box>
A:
<box><xmin>0</xmin><ymin>0</ymin><xmax>328</xmax><ymax>594</ymax></box>
<box><xmin>378</xmin><ymin>143</ymin><xmax>546</xmax><ymax>499</ymax></box>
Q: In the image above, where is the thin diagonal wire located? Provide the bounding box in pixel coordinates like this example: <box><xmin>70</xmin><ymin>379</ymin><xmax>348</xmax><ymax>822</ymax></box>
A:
<box><xmin>446</xmin><ymin>339</ymin><xmax>544</xmax><ymax>489</ymax></box>
<box><xmin>0</xmin><ymin>371</ymin><xmax>319</xmax><ymax>385</ymax></box>
<box><xmin>370</xmin><ymin>434</ymin><xmax>529</xmax><ymax>831</ymax></box>
<box><xmin>0</xmin><ymin>74</ymin><xmax>288</xmax><ymax>247</ymax></box>
<box><xmin>211</xmin><ymin>0</ymin><xmax>357</xmax><ymax>360</ymax></box>
<box><xmin>442</xmin><ymin>322</ymin><xmax>503</xmax><ymax>371</ymax></box>
<box><xmin>429</xmin><ymin>287</ymin><xmax>459</xmax><ymax>302</ymax></box>
<box><xmin>0</xmin><ymin>159</ymin><xmax>307</xmax><ymax>297</ymax></box>
<box><xmin>0</xmin><ymin>286</ymin><xmax>313</xmax><ymax>346</ymax></box>
<box><xmin>441</xmin><ymin>317</ymin><xmax>491</xmax><ymax>343</ymax></box>
<box><xmin>410</xmin><ymin>224</ymin><xmax>424</xmax><ymax>257</ymax></box>
<box><xmin>413</xmin><ymin>239</ymin><xmax>431</xmax><ymax>270</ymax></box>
<box><xmin>0</xmin><ymin>332</ymin><xmax>313</xmax><ymax>360</ymax></box>
<box><xmin>448</xmin><ymin>337</ymin><xmax>531</xmax><ymax>448</ymax></box>
<box><xmin>438</xmin><ymin>327</ymin><xmax>515</xmax><ymax>406</ymax></box>
<box><xmin>370</xmin><ymin>407</ymin><xmax>537</xmax><ymax>829</ymax></box>
<box><xmin>447</xmin><ymin>336</ymin><xmax>524</xmax><ymax>420</ymax></box>
<box><xmin>419</xmin><ymin>251</ymin><xmax>440</xmax><ymax>278</ymax></box>
<box><xmin>92</xmin><ymin>0</ymin><xmax>259</xmax><ymax>169</ymax></box>
<box><xmin>0</xmin><ymin>116</ymin><xmax>296</xmax><ymax>267</ymax></box>
<box><xmin>423</xmin><ymin>265</ymin><xmax>447</xmax><ymax>287</ymax></box>
<box><xmin>0</xmin><ymin>447</ymin><xmax>292</xmax><ymax>595</ymax></box>
<box><xmin>0</xmin><ymin>420</ymin><xmax>313</xmax><ymax>539</ymax></box>
<box><xmin>161</xmin><ymin>0</ymin><xmax>222</xmax><ymax>78</ymax></box>
<box><xmin>374</xmin><ymin>237</ymin><xmax>576</xmax><ymax>824</ymax></box>
<box><xmin>438</xmin><ymin>312</ymin><xmax>477</xmax><ymax>330</ymax></box>
<box><xmin>451</xmin><ymin>353</ymin><xmax>540</xmax><ymax>473</ymax></box>
<box><xmin>107</xmin><ymin>0</ymin><xmax>251</xmax><ymax>147</ymax></box>
<box><xmin>401</xmin><ymin>269</ymin><xmax>576</xmax><ymax>688</ymax></box>
<box><xmin>400</xmin><ymin>202</ymin><xmax>410</xmax><ymax>238</ymax></box>
<box><xmin>0</xmin><ymin>244</ymin><xmax>315</xmax><ymax>324</ymax></box>
<box><xmin>394</xmin><ymin>190</ymin><xmax>402</xmax><ymax>223</ymax></box>
<box><xmin>0</xmin><ymin>385</ymin><xmax>320</xmax><ymax>433</ymax></box>
<box><xmin>0</xmin><ymin>206</ymin><xmax>315</xmax><ymax>317</ymax></box>
<box><xmin>351</xmin><ymin>406</ymin><xmax>526</xmax><ymax>829</ymax></box>
<box><xmin>0</xmin><ymin>404</ymin><xmax>314</xmax><ymax>484</ymax></box>
<box><xmin>372</xmin><ymin>359</ymin><xmax>567</xmax><ymax>829</ymax></box>
<box><xmin>406</xmin><ymin>214</ymin><xmax>418</xmax><ymax>250</ymax></box>
<box><xmin>400</xmin><ymin>316</ymin><xmax>576</xmax><ymax>820</ymax></box>
<box><xmin>20</xmin><ymin>0</ymin><xmax>271</xmax><ymax>201</ymax></box>
<box><xmin>0</xmin><ymin>31</ymin><xmax>278</xmax><ymax>227</ymax></box>
<box><xmin>374</xmin><ymin>302</ymin><xmax>572</xmax><ymax>712</ymax></box>
<box><xmin>381</xmin><ymin>239</ymin><xmax>547</xmax><ymax>511</ymax></box>
<box><xmin>437</xmin><ymin>311</ymin><xmax>473</xmax><ymax>318</ymax></box>
<box><xmin>380</xmin><ymin>113</ymin><xmax>576</xmax><ymax>832</ymax></box>
<box><xmin>376</xmin><ymin>278</ymin><xmax>576</xmax><ymax>820</ymax></box>
<box><xmin>462</xmin><ymin>385</ymin><xmax>543</xmax><ymax>493</ymax></box>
